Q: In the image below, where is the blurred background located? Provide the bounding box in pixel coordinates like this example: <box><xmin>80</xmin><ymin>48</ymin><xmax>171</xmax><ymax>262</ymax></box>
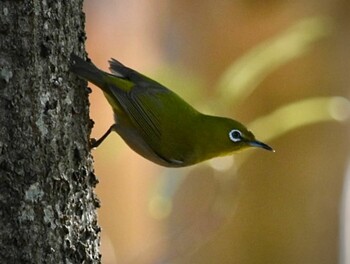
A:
<box><xmin>83</xmin><ymin>1</ymin><xmax>350</xmax><ymax>263</ymax></box>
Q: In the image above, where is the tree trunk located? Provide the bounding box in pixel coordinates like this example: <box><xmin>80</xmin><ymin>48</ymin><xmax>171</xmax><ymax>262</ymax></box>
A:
<box><xmin>0</xmin><ymin>1</ymin><xmax>100</xmax><ymax>263</ymax></box>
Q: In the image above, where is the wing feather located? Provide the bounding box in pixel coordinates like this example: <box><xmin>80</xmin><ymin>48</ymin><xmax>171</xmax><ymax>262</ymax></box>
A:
<box><xmin>107</xmin><ymin>83</ymin><xmax>164</xmax><ymax>147</ymax></box>
<box><xmin>131</xmin><ymin>91</ymin><xmax>161</xmax><ymax>139</ymax></box>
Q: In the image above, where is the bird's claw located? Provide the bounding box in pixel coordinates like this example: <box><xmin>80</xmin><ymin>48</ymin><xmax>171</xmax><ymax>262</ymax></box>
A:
<box><xmin>89</xmin><ymin>138</ymin><xmax>98</xmax><ymax>149</ymax></box>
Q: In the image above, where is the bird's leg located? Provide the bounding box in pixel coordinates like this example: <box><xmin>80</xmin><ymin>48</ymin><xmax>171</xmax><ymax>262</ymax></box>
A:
<box><xmin>90</xmin><ymin>124</ymin><xmax>117</xmax><ymax>149</ymax></box>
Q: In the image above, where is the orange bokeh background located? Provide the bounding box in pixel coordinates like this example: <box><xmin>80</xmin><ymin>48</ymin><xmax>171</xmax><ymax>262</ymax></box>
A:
<box><xmin>83</xmin><ymin>1</ymin><xmax>349</xmax><ymax>263</ymax></box>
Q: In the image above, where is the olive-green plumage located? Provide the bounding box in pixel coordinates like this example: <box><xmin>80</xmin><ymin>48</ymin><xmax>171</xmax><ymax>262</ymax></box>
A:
<box><xmin>70</xmin><ymin>55</ymin><xmax>273</xmax><ymax>167</ymax></box>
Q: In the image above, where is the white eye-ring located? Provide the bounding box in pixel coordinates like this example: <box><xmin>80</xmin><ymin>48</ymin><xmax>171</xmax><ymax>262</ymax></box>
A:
<box><xmin>229</xmin><ymin>129</ymin><xmax>242</xmax><ymax>142</ymax></box>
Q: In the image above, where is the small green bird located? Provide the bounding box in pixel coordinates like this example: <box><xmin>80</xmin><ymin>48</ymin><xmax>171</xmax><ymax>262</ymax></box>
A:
<box><xmin>70</xmin><ymin>55</ymin><xmax>273</xmax><ymax>167</ymax></box>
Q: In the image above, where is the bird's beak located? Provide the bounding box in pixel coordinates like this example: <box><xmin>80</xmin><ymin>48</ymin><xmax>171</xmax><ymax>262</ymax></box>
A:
<box><xmin>249</xmin><ymin>140</ymin><xmax>275</xmax><ymax>152</ymax></box>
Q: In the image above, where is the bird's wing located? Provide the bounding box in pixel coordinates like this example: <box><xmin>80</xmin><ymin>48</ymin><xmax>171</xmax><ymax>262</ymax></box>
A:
<box><xmin>107</xmin><ymin>59</ymin><xmax>187</xmax><ymax>166</ymax></box>
<box><xmin>107</xmin><ymin>81</ymin><xmax>165</xmax><ymax>147</ymax></box>
<box><xmin>107</xmin><ymin>58</ymin><xmax>170</xmax><ymax>144</ymax></box>
<box><xmin>128</xmin><ymin>86</ymin><xmax>163</xmax><ymax>142</ymax></box>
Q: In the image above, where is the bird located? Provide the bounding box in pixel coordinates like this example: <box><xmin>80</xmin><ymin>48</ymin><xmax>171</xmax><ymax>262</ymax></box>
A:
<box><xmin>70</xmin><ymin>55</ymin><xmax>274</xmax><ymax>167</ymax></box>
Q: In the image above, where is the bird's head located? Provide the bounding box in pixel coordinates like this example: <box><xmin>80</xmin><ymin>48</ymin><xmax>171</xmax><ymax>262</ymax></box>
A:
<box><xmin>227</xmin><ymin>126</ymin><xmax>273</xmax><ymax>152</ymax></box>
<box><xmin>202</xmin><ymin>116</ymin><xmax>274</xmax><ymax>156</ymax></box>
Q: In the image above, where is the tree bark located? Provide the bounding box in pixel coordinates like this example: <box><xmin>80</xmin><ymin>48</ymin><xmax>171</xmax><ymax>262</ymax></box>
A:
<box><xmin>0</xmin><ymin>1</ymin><xmax>100</xmax><ymax>263</ymax></box>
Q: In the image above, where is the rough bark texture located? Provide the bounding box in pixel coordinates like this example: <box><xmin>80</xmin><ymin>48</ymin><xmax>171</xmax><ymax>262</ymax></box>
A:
<box><xmin>0</xmin><ymin>1</ymin><xmax>100</xmax><ymax>263</ymax></box>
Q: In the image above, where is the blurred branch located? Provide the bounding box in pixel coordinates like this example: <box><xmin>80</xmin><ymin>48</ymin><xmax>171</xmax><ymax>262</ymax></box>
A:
<box><xmin>217</xmin><ymin>17</ymin><xmax>333</xmax><ymax>107</ymax></box>
<box><xmin>249</xmin><ymin>96</ymin><xmax>350</xmax><ymax>142</ymax></box>
<box><xmin>234</xmin><ymin>96</ymin><xmax>350</xmax><ymax>167</ymax></box>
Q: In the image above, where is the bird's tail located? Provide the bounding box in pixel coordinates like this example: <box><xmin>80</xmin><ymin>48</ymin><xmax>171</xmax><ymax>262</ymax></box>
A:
<box><xmin>70</xmin><ymin>54</ymin><xmax>107</xmax><ymax>89</ymax></box>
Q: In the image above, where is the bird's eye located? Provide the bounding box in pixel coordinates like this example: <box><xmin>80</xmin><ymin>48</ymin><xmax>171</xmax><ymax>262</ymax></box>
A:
<box><xmin>229</xmin><ymin>129</ymin><xmax>242</xmax><ymax>142</ymax></box>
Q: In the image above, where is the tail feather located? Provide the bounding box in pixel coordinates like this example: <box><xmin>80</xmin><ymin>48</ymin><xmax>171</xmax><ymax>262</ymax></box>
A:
<box><xmin>108</xmin><ymin>58</ymin><xmax>157</xmax><ymax>84</ymax></box>
<box><xmin>108</xmin><ymin>58</ymin><xmax>133</xmax><ymax>79</ymax></box>
<box><xmin>70</xmin><ymin>54</ymin><xmax>106</xmax><ymax>89</ymax></box>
